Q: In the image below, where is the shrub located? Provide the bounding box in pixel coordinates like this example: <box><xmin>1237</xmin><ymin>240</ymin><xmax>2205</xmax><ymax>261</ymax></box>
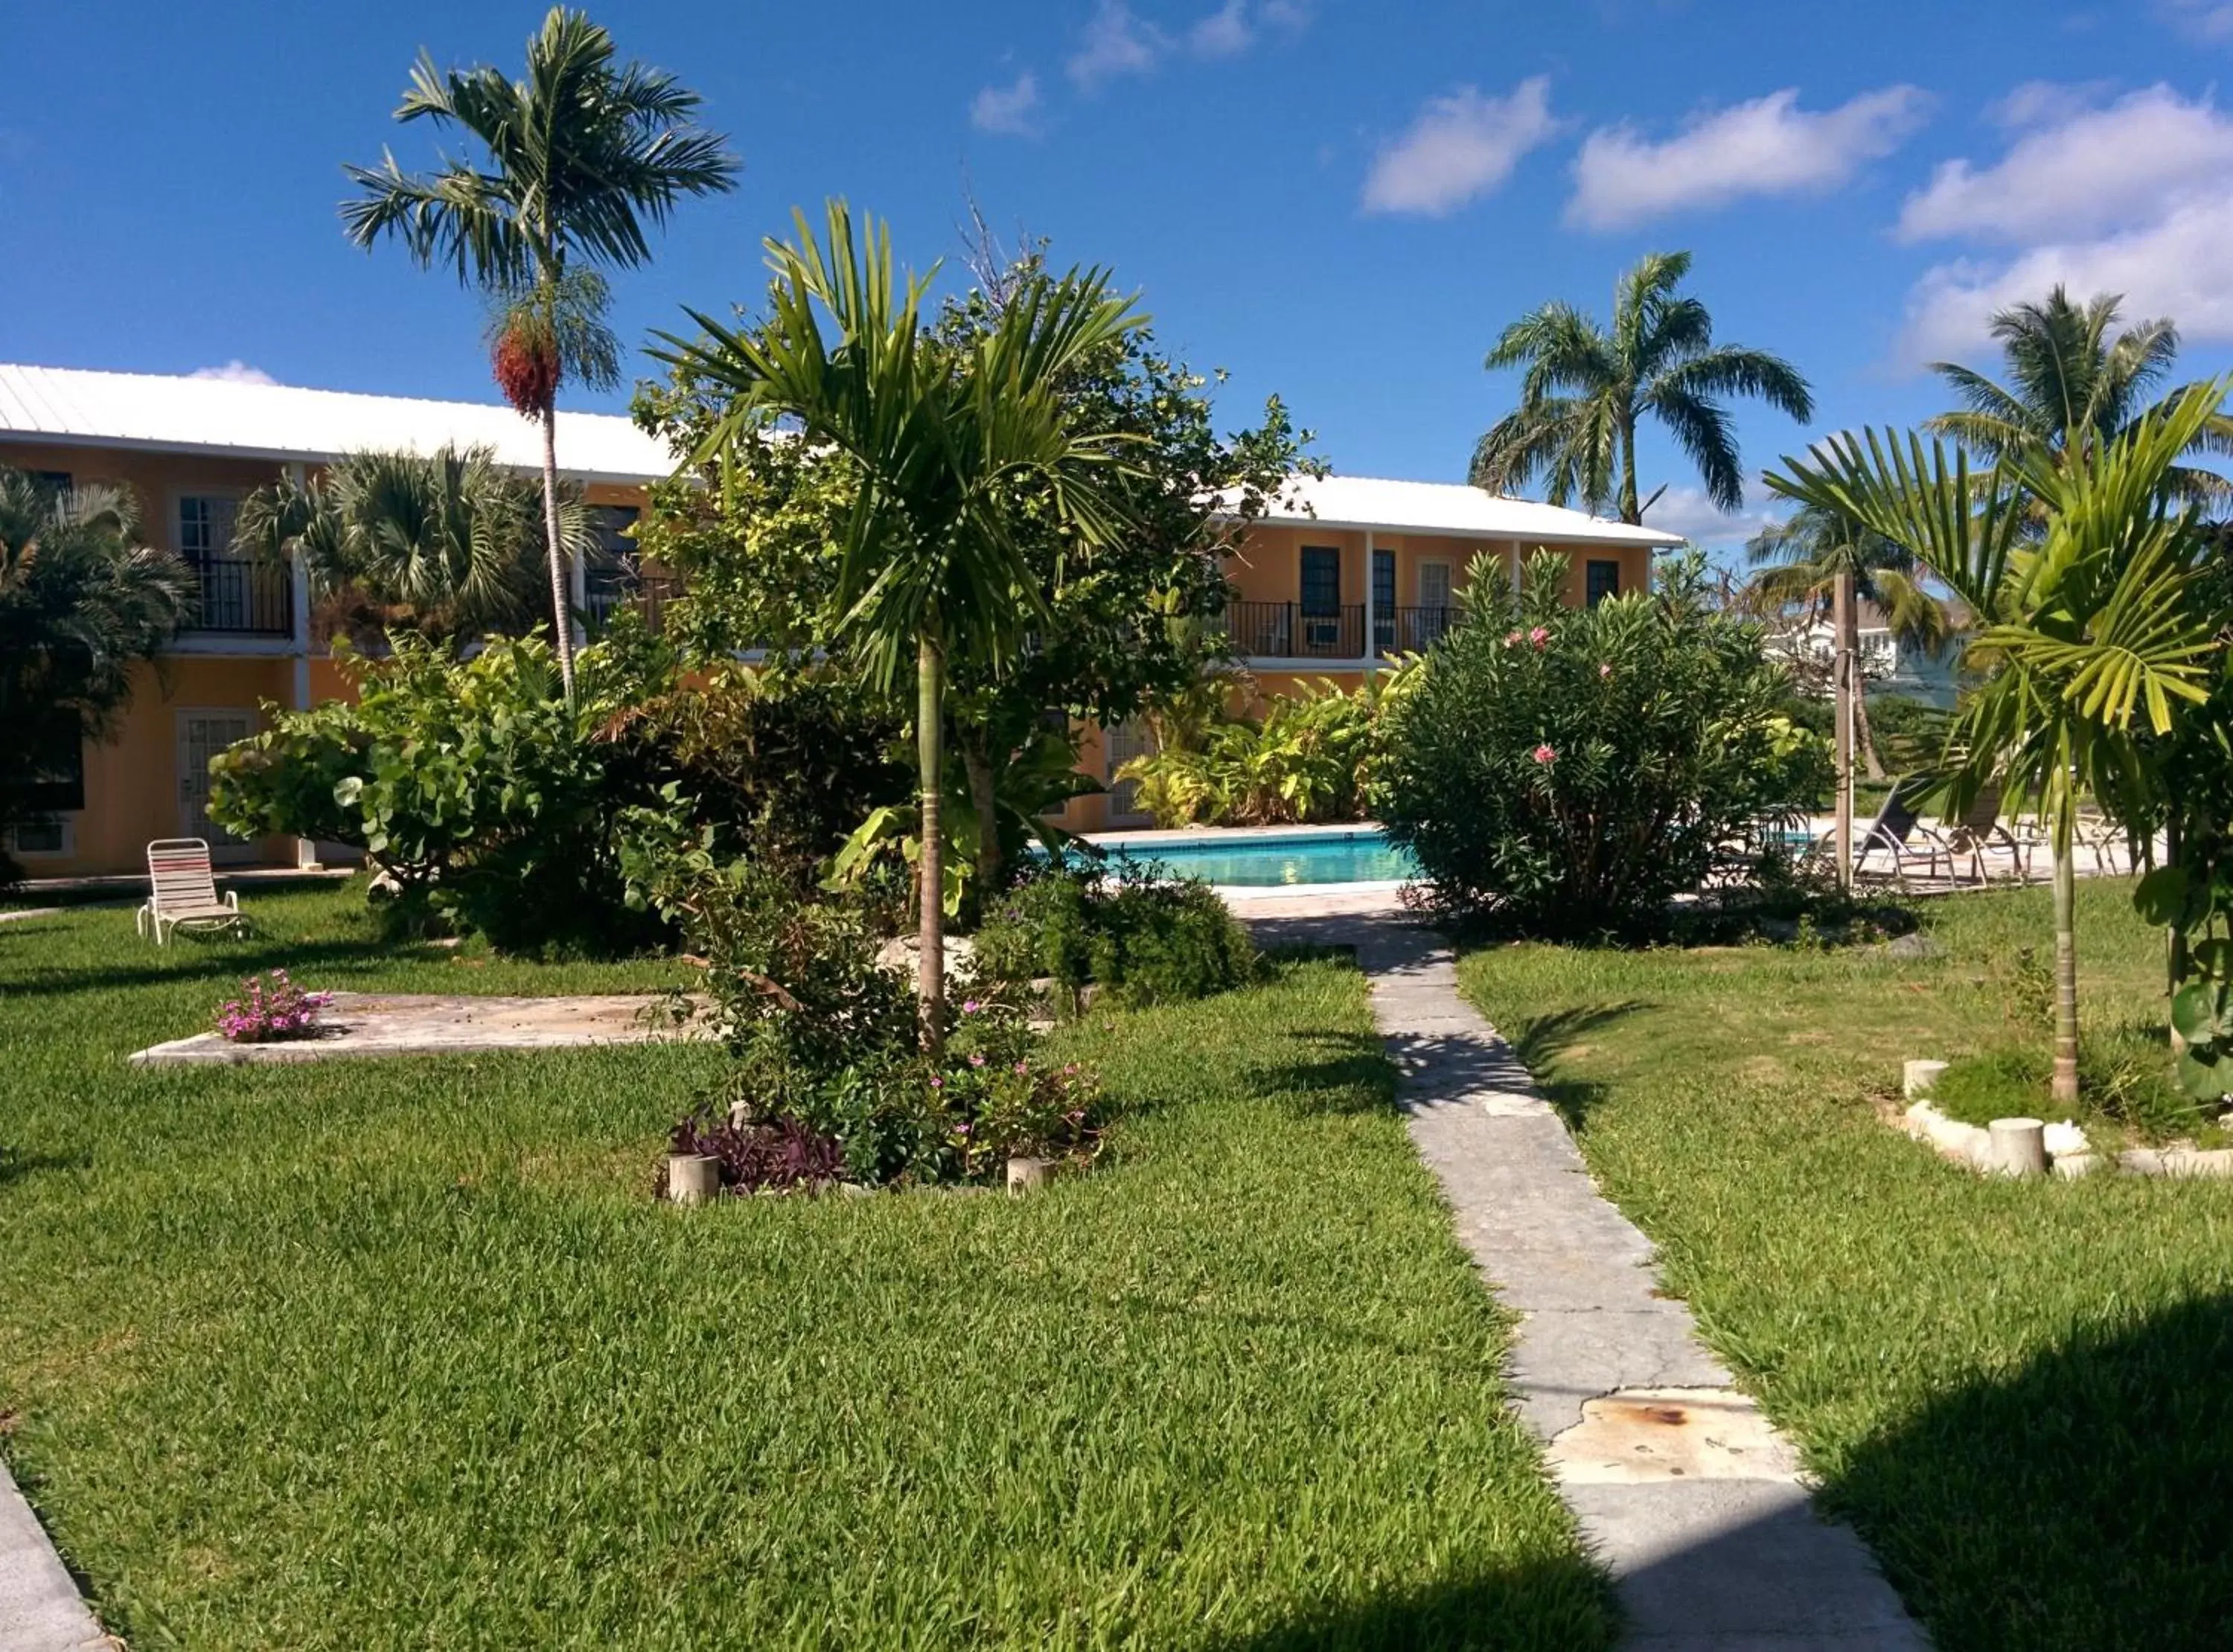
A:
<box><xmin>1376</xmin><ymin>549</ymin><xmax>1811</xmax><ymax>938</ymax></box>
<box><xmin>213</xmin><ymin>970</ymin><xmax>334</xmax><ymax>1043</ymax></box>
<box><xmin>1116</xmin><ymin>668</ymin><xmax>1419</xmax><ymax>828</ymax></box>
<box><xmin>973</xmin><ymin>862</ymin><xmax>1256</xmax><ymax>1006</ymax></box>
<box><xmin>668</xmin><ymin>1110</ymin><xmax>846</xmax><ymax>1194</ymax></box>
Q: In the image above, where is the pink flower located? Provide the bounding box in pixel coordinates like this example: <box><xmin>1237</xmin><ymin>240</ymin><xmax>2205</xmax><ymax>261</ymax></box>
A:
<box><xmin>1528</xmin><ymin>626</ymin><xmax>1550</xmax><ymax>649</ymax></box>
<box><xmin>1504</xmin><ymin>629</ymin><xmax>1523</xmax><ymax>647</ymax></box>
<box><xmin>1531</xmin><ymin>743</ymin><xmax>1556</xmax><ymax>765</ymax></box>
<box><xmin>1598</xmin><ymin>662</ymin><xmax>1612</xmax><ymax>679</ymax></box>
<box><xmin>930</xmin><ymin>1076</ymin><xmax>945</xmax><ymax>1089</ymax></box>
<box><xmin>968</xmin><ymin>1052</ymin><xmax>986</xmax><ymax>1068</ymax></box>
<box><xmin>1014</xmin><ymin>1061</ymin><xmax>1029</xmax><ymax>1075</ymax></box>
<box><xmin>961</xmin><ymin>999</ymin><xmax>982</xmax><ymax>1015</ymax></box>
<box><xmin>954</xmin><ymin>1121</ymin><xmax>971</xmax><ymax>1135</ymax></box>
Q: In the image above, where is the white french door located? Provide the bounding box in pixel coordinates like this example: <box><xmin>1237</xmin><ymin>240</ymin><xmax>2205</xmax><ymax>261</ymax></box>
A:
<box><xmin>176</xmin><ymin>711</ymin><xmax>255</xmax><ymax>859</ymax></box>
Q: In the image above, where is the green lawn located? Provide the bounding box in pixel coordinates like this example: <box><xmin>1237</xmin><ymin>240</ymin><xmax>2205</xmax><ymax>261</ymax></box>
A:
<box><xmin>1458</xmin><ymin>880</ymin><xmax>2233</xmax><ymax>1652</ymax></box>
<box><xmin>1</xmin><ymin>887</ymin><xmax>1608</xmax><ymax>1650</ymax></box>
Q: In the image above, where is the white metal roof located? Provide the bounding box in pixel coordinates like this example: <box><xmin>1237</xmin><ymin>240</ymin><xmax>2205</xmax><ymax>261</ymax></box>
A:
<box><xmin>1226</xmin><ymin>473</ymin><xmax>1686</xmax><ymax>548</ymax></box>
<box><xmin>0</xmin><ymin>364</ymin><xmax>673</xmax><ymax>484</ymax></box>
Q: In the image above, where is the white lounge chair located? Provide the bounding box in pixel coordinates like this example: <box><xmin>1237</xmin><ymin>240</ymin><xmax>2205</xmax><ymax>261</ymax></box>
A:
<box><xmin>137</xmin><ymin>839</ymin><xmax>246</xmax><ymax>944</ymax></box>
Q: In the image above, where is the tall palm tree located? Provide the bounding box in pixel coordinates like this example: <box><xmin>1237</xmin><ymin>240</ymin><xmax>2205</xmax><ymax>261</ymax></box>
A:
<box><xmin>654</xmin><ymin>199</ymin><xmax>1143</xmax><ymax>1048</ymax></box>
<box><xmin>1767</xmin><ymin>380</ymin><xmax>2232</xmax><ymax>1105</ymax></box>
<box><xmin>0</xmin><ymin>470</ymin><xmax>194</xmax><ymax>881</ymax></box>
<box><xmin>1472</xmin><ymin>251</ymin><xmax>1814</xmax><ymax>525</ymax></box>
<box><xmin>233</xmin><ymin>446</ymin><xmax>596</xmax><ymax>646</ymax></box>
<box><xmin>1745</xmin><ymin>505</ymin><xmax>1955</xmax><ymax>776</ymax></box>
<box><xmin>342</xmin><ymin>7</ymin><xmax>738</xmax><ymax>705</ymax></box>
<box><xmin>1928</xmin><ymin>286</ymin><xmax>2233</xmax><ymax>508</ymax></box>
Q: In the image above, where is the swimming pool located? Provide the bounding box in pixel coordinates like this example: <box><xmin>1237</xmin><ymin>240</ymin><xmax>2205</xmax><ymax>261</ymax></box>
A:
<box><xmin>1085</xmin><ymin>827</ymin><xmax>1417</xmax><ymax>888</ymax></box>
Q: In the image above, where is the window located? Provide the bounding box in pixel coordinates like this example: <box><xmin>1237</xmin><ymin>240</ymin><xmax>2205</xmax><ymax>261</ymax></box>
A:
<box><xmin>1300</xmin><ymin>545</ymin><xmax>1341</xmax><ymax>614</ymax></box>
<box><xmin>33</xmin><ymin>470</ymin><xmax>73</xmax><ymax>499</ymax></box>
<box><xmin>1418</xmin><ymin>560</ymin><xmax>1452</xmax><ymax>609</ymax></box>
<box><xmin>6</xmin><ymin>819</ymin><xmax>70</xmax><ymax>857</ymax></box>
<box><xmin>1585</xmin><ymin>559</ymin><xmax>1621</xmax><ymax>606</ymax></box>
<box><xmin>177</xmin><ymin>494</ymin><xmax>239</xmax><ymax>561</ymax></box>
<box><xmin>7</xmin><ymin>719</ymin><xmax>83</xmax><ymax>814</ymax></box>
<box><xmin>581</xmin><ymin>505</ymin><xmax>643</xmax><ymax>623</ymax></box>
<box><xmin>1371</xmin><ymin>548</ymin><xmax>1396</xmax><ymax>650</ymax></box>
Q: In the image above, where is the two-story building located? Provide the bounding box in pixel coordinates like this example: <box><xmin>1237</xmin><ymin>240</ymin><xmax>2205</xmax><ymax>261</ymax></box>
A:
<box><xmin>1</xmin><ymin>364</ymin><xmax>1680</xmax><ymax>871</ymax></box>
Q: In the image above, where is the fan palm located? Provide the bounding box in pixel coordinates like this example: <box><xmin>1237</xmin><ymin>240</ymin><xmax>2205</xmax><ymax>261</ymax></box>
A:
<box><xmin>342</xmin><ymin>6</ymin><xmax>738</xmax><ymax>704</ymax></box>
<box><xmin>1745</xmin><ymin>505</ymin><xmax>1955</xmax><ymax>776</ymax></box>
<box><xmin>654</xmin><ymin>199</ymin><xmax>1145</xmax><ymax>1047</ymax></box>
<box><xmin>1766</xmin><ymin>378</ymin><xmax>2232</xmax><ymax>1105</ymax></box>
<box><xmin>1928</xmin><ymin>286</ymin><xmax>2233</xmax><ymax>509</ymax></box>
<box><xmin>1472</xmin><ymin>251</ymin><xmax>1814</xmax><ymax>524</ymax></box>
<box><xmin>234</xmin><ymin>446</ymin><xmax>595</xmax><ymax>645</ymax></box>
<box><xmin>0</xmin><ymin>470</ymin><xmax>194</xmax><ymax>880</ymax></box>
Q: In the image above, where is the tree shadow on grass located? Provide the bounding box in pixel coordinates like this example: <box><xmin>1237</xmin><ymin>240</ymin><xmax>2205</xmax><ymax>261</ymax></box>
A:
<box><xmin>1246</xmin><ymin>1029</ymin><xmax>1397</xmax><ymax>1118</ymax></box>
<box><xmin>1205</xmin><ymin>1558</ymin><xmax>1617</xmax><ymax>1651</ymax></box>
<box><xmin>1499</xmin><ymin>1003</ymin><xmax>1649</xmax><ymax>1131</ymax></box>
<box><xmin>0</xmin><ymin>1147</ymin><xmax>92</xmax><ymax>1192</ymax></box>
<box><xmin>1828</xmin><ymin>1292</ymin><xmax>2233</xmax><ymax>1651</ymax></box>
<box><xmin>0</xmin><ymin>936</ymin><xmax>413</xmax><ymax>999</ymax></box>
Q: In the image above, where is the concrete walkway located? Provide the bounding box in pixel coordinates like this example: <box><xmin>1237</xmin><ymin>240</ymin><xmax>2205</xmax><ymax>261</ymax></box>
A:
<box><xmin>1246</xmin><ymin>903</ymin><xmax>1926</xmax><ymax>1650</ymax></box>
<box><xmin>0</xmin><ymin>1459</ymin><xmax>108</xmax><ymax>1651</ymax></box>
<box><xmin>129</xmin><ymin>991</ymin><xmax>710</xmax><ymax>1066</ymax></box>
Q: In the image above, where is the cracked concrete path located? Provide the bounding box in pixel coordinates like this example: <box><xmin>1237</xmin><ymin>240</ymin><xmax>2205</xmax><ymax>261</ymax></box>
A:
<box><xmin>0</xmin><ymin>1459</ymin><xmax>109</xmax><ymax>1651</ymax></box>
<box><xmin>128</xmin><ymin>992</ymin><xmax>711</xmax><ymax>1066</ymax></box>
<box><xmin>1248</xmin><ymin>906</ymin><xmax>1926</xmax><ymax>1651</ymax></box>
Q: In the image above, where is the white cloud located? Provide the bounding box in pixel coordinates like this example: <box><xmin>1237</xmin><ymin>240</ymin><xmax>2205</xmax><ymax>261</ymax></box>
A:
<box><xmin>2159</xmin><ymin>0</ymin><xmax>2233</xmax><ymax>41</ymax></box>
<box><xmin>971</xmin><ymin>72</ymin><xmax>1041</xmax><ymax>136</ymax></box>
<box><xmin>1896</xmin><ymin>84</ymin><xmax>2233</xmax><ymax>245</ymax></box>
<box><xmin>1189</xmin><ymin>0</ymin><xmax>1253</xmax><ymax>56</ymax></box>
<box><xmin>1893</xmin><ymin>84</ymin><xmax>2233</xmax><ymax>362</ymax></box>
<box><xmin>1987</xmin><ymin>78</ymin><xmax>2113</xmax><ymax>129</ymax></box>
<box><xmin>1899</xmin><ymin>196</ymin><xmax>2233</xmax><ymax>362</ymax></box>
<box><xmin>1067</xmin><ymin>1</ymin><xmax>1165</xmax><ymax>88</ymax></box>
<box><xmin>1565</xmin><ymin>86</ymin><xmax>1929</xmax><ymax>231</ymax></box>
<box><xmin>1361</xmin><ymin>77</ymin><xmax>1558</xmax><ymax>217</ymax></box>
<box><xmin>190</xmin><ymin>360</ymin><xmax>275</xmax><ymax>385</ymax></box>
<box><xmin>1641</xmin><ymin>484</ymin><xmax>1786</xmax><ymax>549</ymax></box>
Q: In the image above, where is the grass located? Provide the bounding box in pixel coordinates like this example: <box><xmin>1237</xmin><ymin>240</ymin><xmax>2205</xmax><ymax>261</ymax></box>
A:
<box><xmin>1457</xmin><ymin>879</ymin><xmax>2233</xmax><ymax>1652</ymax></box>
<box><xmin>1</xmin><ymin>886</ymin><xmax>1609</xmax><ymax>1650</ymax></box>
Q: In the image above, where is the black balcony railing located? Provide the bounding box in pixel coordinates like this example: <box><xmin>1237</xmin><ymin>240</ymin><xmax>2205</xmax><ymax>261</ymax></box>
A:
<box><xmin>1373</xmin><ymin>606</ymin><xmax>1459</xmax><ymax>654</ymax></box>
<box><xmin>1221</xmin><ymin>600</ymin><xmax>1364</xmax><ymax>659</ymax></box>
<box><xmin>187</xmin><ymin>554</ymin><xmax>293</xmax><ymax>635</ymax></box>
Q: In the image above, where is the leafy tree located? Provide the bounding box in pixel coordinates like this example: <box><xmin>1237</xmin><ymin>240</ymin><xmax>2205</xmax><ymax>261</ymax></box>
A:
<box><xmin>1470</xmin><ymin>251</ymin><xmax>1812</xmax><ymax>524</ymax></box>
<box><xmin>0</xmin><ymin>470</ymin><xmax>194</xmax><ymax>884</ymax></box>
<box><xmin>1744</xmin><ymin>503</ymin><xmax>1955</xmax><ymax>776</ymax></box>
<box><xmin>342</xmin><ymin>6</ymin><xmax>738</xmax><ymax>704</ymax></box>
<box><xmin>1766</xmin><ymin>380</ymin><xmax>2232</xmax><ymax>1105</ymax></box>
<box><xmin>232</xmin><ymin>444</ymin><xmax>597</xmax><ymax>647</ymax></box>
<box><xmin>1927</xmin><ymin>286</ymin><xmax>2233</xmax><ymax>510</ymax></box>
<box><xmin>651</xmin><ymin>200</ymin><xmax>1144</xmax><ymax>1046</ymax></box>
<box><xmin>635</xmin><ymin>233</ymin><xmax>1314</xmax><ymax>902</ymax></box>
<box><xmin>1376</xmin><ymin>549</ymin><xmax>1815</xmax><ymax>937</ymax></box>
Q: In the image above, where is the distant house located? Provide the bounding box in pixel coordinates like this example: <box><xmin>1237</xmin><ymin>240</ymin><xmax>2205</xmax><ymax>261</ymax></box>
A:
<box><xmin>1769</xmin><ymin>597</ymin><xmax>1967</xmax><ymax>708</ymax></box>
<box><xmin>1</xmin><ymin>362</ymin><xmax>1679</xmax><ymax>872</ymax></box>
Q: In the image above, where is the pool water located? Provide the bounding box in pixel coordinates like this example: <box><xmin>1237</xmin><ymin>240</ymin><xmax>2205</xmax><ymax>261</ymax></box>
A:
<box><xmin>1093</xmin><ymin>828</ymin><xmax>1417</xmax><ymax>888</ymax></box>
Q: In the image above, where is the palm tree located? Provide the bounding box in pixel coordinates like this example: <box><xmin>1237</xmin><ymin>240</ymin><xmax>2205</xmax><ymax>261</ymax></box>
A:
<box><xmin>1745</xmin><ymin>505</ymin><xmax>1955</xmax><ymax>776</ymax></box>
<box><xmin>1472</xmin><ymin>251</ymin><xmax>1814</xmax><ymax>525</ymax></box>
<box><xmin>233</xmin><ymin>446</ymin><xmax>596</xmax><ymax>646</ymax></box>
<box><xmin>1766</xmin><ymin>380</ymin><xmax>2232</xmax><ymax>1105</ymax></box>
<box><xmin>1928</xmin><ymin>286</ymin><xmax>2233</xmax><ymax>509</ymax></box>
<box><xmin>0</xmin><ymin>470</ymin><xmax>194</xmax><ymax>881</ymax></box>
<box><xmin>342</xmin><ymin>7</ymin><xmax>738</xmax><ymax>705</ymax></box>
<box><xmin>654</xmin><ymin>200</ymin><xmax>1144</xmax><ymax>1048</ymax></box>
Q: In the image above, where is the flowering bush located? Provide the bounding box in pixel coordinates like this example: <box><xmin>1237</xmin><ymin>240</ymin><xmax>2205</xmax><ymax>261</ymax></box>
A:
<box><xmin>936</xmin><ymin>999</ymin><xmax>1102</xmax><ymax>1177</ymax></box>
<box><xmin>1376</xmin><ymin>549</ymin><xmax>1820</xmax><ymax>938</ymax></box>
<box><xmin>214</xmin><ymin>970</ymin><xmax>334</xmax><ymax>1043</ymax></box>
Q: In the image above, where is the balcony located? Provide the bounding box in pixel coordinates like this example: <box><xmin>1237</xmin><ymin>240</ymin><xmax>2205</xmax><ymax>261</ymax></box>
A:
<box><xmin>185</xmin><ymin>554</ymin><xmax>292</xmax><ymax>636</ymax></box>
<box><xmin>1221</xmin><ymin>601</ymin><xmax>1457</xmax><ymax>661</ymax></box>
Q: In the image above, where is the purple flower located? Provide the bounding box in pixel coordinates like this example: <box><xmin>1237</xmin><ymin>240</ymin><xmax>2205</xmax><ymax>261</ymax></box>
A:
<box><xmin>930</xmin><ymin>1076</ymin><xmax>945</xmax><ymax>1089</ymax></box>
<box><xmin>962</xmin><ymin>999</ymin><xmax>983</xmax><ymax>1015</ymax></box>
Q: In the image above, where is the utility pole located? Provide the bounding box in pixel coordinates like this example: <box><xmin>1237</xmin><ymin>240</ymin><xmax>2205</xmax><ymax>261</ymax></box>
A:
<box><xmin>1833</xmin><ymin>569</ymin><xmax>1856</xmax><ymax>891</ymax></box>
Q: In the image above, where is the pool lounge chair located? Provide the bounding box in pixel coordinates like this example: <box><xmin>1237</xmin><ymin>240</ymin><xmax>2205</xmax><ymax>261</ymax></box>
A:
<box><xmin>137</xmin><ymin>839</ymin><xmax>246</xmax><ymax>945</ymax></box>
<box><xmin>1846</xmin><ymin>775</ymin><xmax>1956</xmax><ymax>888</ymax></box>
<box><xmin>1943</xmin><ymin>782</ymin><xmax>2040</xmax><ymax>884</ymax></box>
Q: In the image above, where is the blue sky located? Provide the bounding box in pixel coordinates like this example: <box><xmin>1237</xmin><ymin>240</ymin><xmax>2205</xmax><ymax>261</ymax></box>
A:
<box><xmin>9</xmin><ymin>0</ymin><xmax>2233</xmax><ymax>548</ymax></box>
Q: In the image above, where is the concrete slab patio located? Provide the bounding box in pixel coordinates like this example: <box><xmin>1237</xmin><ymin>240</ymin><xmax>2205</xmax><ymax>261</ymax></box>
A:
<box><xmin>1244</xmin><ymin>900</ymin><xmax>1927</xmax><ymax>1651</ymax></box>
<box><xmin>129</xmin><ymin>992</ymin><xmax>709</xmax><ymax>1066</ymax></box>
